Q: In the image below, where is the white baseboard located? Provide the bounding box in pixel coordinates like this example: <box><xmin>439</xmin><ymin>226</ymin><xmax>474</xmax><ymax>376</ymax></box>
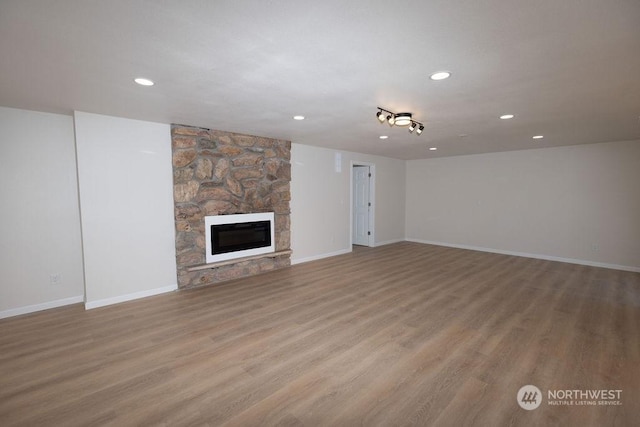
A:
<box><xmin>291</xmin><ymin>248</ymin><xmax>352</xmax><ymax>265</ymax></box>
<box><xmin>290</xmin><ymin>239</ymin><xmax>406</xmax><ymax>265</ymax></box>
<box><xmin>374</xmin><ymin>239</ymin><xmax>405</xmax><ymax>247</ymax></box>
<box><xmin>406</xmin><ymin>238</ymin><xmax>640</xmax><ymax>273</ymax></box>
<box><xmin>0</xmin><ymin>295</ymin><xmax>84</xmax><ymax>320</ymax></box>
<box><xmin>85</xmin><ymin>284</ymin><xmax>178</xmax><ymax>310</ymax></box>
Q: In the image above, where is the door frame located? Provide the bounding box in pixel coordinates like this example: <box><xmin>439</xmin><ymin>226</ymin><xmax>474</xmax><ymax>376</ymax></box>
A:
<box><xmin>350</xmin><ymin>161</ymin><xmax>375</xmax><ymax>247</ymax></box>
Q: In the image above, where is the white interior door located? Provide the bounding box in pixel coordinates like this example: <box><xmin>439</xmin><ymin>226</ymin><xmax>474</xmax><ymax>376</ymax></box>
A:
<box><xmin>353</xmin><ymin>165</ymin><xmax>370</xmax><ymax>246</ymax></box>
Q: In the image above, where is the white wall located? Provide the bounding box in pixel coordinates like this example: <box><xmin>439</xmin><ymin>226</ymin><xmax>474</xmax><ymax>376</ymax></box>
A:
<box><xmin>291</xmin><ymin>143</ymin><xmax>406</xmax><ymax>263</ymax></box>
<box><xmin>406</xmin><ymin>140</ymin><xmax>640</xmax><ymax>271</ymax></box>
<box><xmin>0</xmin><ymin>107</ymin><xmax>84</xmax><ymax>317</ymax></box>
<box><xmin>74</xmin><ymin>112</ymin><xmax>177</xmax><ymax>308</ymax></box>
<box><xmin>6</xmin><ymin>106</ymin><xmax>635</xmax><ymax>317</ymax></box>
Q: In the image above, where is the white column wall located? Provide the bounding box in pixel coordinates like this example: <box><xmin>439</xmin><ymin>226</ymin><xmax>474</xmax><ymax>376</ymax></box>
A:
<box><xmin>74</xmin><ymin>112</ymin><xmax>177</xmax><ymax>308</ymax></box>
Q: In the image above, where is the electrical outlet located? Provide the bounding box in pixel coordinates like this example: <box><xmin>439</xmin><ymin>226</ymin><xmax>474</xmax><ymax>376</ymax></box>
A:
<box><xmin>50</xmin><ymin>273</ymin><xmax>62</xmax><ymax>285</ymax></box>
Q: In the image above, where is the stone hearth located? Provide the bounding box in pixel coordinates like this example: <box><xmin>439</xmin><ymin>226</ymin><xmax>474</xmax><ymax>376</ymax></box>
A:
<box><xmin>171</xmin><ymin>124</ymin><xmax>291</xmax><ymax>288</ymax></box>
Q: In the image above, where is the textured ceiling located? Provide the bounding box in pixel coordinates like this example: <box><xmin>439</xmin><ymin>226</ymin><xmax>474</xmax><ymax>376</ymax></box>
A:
<box><xmin>1</xmin><ymin>0</ymin><xmax>639</xmax><ymax>159</ymax></box>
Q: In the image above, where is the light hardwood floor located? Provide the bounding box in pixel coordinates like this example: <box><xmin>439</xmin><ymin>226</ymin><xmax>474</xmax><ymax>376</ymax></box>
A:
<box><xmin>1</xmin><ymin>242</ymin><xmax>639</xmax><ymax>426</ymax></box>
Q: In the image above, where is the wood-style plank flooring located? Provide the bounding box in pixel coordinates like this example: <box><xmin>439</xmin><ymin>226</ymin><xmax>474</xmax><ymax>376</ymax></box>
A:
<box><xmin>1</xmin><ymin>242</ymin><xmax>639</xmax><ymax>426</ymax></box>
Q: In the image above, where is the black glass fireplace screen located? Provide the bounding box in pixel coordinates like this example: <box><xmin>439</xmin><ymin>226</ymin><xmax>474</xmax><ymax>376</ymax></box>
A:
<box><xmin>211</xmin><ymin>220</ymin><xmax>272</xmax><ymax>255</ymax></box>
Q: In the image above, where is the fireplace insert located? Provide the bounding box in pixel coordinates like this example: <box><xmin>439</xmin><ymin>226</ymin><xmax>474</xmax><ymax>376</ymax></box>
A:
<box><xmin>212</xmin><ymin>220</ymin><xmax>271</xmax><ymax>255</ymax></box>
<box><xmin>204</xmin><ymin>212</ymin><xmax>275</xmax><ymax>263</ymax></box>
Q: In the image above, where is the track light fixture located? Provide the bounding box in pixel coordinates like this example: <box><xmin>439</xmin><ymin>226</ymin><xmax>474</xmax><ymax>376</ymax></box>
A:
<box><xmin>376</xmin><ymin>107</ymin><xmax>424</xmax><ymax>136</ymax></box>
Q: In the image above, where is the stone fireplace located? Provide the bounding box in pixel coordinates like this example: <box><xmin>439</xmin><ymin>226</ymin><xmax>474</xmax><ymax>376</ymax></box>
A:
<box><xmin>171</xmin><ymin>124</ymin><xmax>291</xmax><ymax>288</ymax></box>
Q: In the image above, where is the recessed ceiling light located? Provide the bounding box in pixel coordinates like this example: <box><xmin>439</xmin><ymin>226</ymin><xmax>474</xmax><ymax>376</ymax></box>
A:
<box><xmin>429</xmin><ymin>147</ymin><xmax>438</xmax><ymax>151</ymax></box>
<box><xmin>134</xmin><ymin>78</ymin><xmax>154</xmax><ymax>86</ymax></box>
<box><xmin>379</xmin><ymin>135</ymin><xmax>389</xmax><ymax>140</ymax></box>
<box><xmin>499</xmin><ymin>114</ymin><xmax>515</xmax><ymax>120</ymax></box>
<box><xmin>430</xmin><ymin>71</ymin><xmax>451</xmax><ymax>81</ymax></box>
<box><xmin>532</xmin><ymin>135</ymin><xmax>544</xmax><ymax>139</ymax></box>
<box><xmin>293</xmin><ymin>115</ymin><xmax>305</xmax><ymax>120</ymax></box>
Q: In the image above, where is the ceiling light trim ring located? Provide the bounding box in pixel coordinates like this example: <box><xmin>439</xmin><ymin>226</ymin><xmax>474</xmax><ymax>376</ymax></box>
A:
<box><xmin>430</xmin><ymin>71</ymin><xmax>451</xmax><ymax>81</ymax></box>
<box><xmin>134</xmin><ymin>77</ymin><xmax>154</xmax><ymax>86</ymax></box>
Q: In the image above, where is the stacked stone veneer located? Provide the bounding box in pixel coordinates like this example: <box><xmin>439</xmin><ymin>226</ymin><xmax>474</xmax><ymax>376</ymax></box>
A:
<box><xmin>171</xmin><ymin>124</ymin><xmax>291</xmax><ymax>288</ymax></box>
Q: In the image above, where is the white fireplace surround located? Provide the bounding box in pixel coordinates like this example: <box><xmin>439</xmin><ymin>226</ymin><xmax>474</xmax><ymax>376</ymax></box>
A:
<box><xmin>204</xmin><ymin>212</ymin><xmax>275</xmax><ymax>264</ymax></box>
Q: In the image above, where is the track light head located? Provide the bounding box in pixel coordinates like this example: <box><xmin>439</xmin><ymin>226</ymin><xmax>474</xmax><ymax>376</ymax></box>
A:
<box><xmin>376</xmin><ymin>110</ymin><xmax>386</xmax><ymax>122</ymax></box>
<box><xmin>409</xmin><ymin>122</ymin><xmax>416</xmax><ymax>132</ymax></box>
<box><xmin>416</xmin><ymin>124</ymin><xmax>424</xmax><ymax>135</ymax></box>
<box><xmin>387</xmin><ymin>114</ymin><xmax>395</xmax><ymax>126</ymax></box>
